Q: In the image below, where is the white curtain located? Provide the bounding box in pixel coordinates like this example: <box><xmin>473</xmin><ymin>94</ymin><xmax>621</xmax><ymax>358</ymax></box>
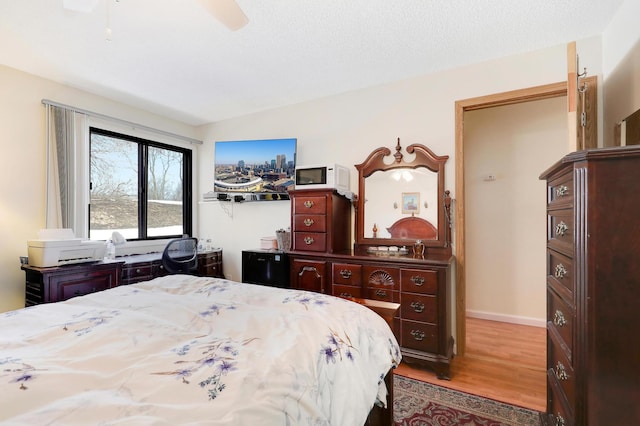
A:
<box><xmin>45</xmin><ymin>104</ymin><xmax>89</xmax><ymax>237</ymax></box>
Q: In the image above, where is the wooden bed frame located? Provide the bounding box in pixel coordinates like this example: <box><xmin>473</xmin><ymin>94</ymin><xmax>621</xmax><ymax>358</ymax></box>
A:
<box><xmin>386</xmin><ymin>216</ymin><xmax>437</xmax><ymax>240</ymax></box>
<box><xmin>344</xmin><ymin>297</ymin><xmax>400</xmax><ymax>426</ymax></box>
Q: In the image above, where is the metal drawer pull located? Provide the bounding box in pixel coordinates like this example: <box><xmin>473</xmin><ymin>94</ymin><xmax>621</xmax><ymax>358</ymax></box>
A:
<box><xmin>555</xmin><ymin>185</ymin><xmax>569</xmax><ymax>197</ymax></box>
<box><xmin>410</xmin><ymin>330</ymin><xmax>425</xmax><ymax>341</ymax></box>
<box><xmin>553</xmin><ymin>310</ymin><xmax>567</xmax><ymax>327</ymax></box>
<box><xmin>303</xmin><ymin>218</ymin><xmax>315</xmax><ymax>226</ymax></box>
<box><xmin>303</xmin><ymin>200</ymin><xmax>314</xmax><ymax>208</ymax></box>
<box><xmin>303</xmin><ymin>237</ymin><xmax>314</xmax><ymax>245</ymax></box>
<box><xmin>410</xmin><ymin>276</ymin><xmax>425</xmax><ymax>286</ymax></box>
<box><xmin>554</xmin><ymin>414</ymin><xmax>565</xmax><ymax>426</ymax></box>
<box><xmin>410</xmin><ymin>301</ymin><xmax>425</xmax><ymax>313</ymax></box>
<box><xmin>375</xmin><ymin>289</ymin><xmax>387</xmax><ymax>297</ymax></box>
<box><xmin>340</xmin><ymin>292</ymin><xmax>352</xmax><ymax>298</ymax></box>
<box><xmin>554</xmin><ymin>361</ymin><xmax>568</xmax><ymax>381</ymax></box>
<box><xmin>339</xmin><ymin>269</ymin><xmax>352</xmax><ymax>279</ymax></box>
<box><xmin>555</xmin><ymin>221</ymin><xmax>568</xmax><ymax>236</ymax></box>
<box><xmin>554</xmin><ymin>263</ymin><xmax>567</xmax><ymax>279</ymax></box>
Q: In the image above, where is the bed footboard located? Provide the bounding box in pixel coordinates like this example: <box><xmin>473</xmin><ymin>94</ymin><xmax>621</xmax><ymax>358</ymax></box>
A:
<box><xmin>364</xmin><ymin>368</ymin><xmax>394</xmax><ymax>426</ymax></box>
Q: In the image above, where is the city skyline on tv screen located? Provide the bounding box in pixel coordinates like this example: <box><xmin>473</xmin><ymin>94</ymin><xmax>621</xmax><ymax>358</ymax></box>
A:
<box><xmin>213</xmin><ymin>138</ymin><xmax>297</xmax><ymax>194</ymax></box>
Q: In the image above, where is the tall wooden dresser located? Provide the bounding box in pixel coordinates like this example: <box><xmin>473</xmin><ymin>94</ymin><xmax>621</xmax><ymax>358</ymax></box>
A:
<box><xmin>288</xmin><ymin>187</ymin><xmax>454</xmax><ymax>379</ymax></box>
<box><xmin>540</xmin><ymin>146</ymin><xmax>640</xmax><ymax>425</ymax></box>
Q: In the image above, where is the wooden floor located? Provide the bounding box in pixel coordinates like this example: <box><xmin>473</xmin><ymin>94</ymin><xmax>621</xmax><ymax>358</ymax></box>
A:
<box><xmin>394</xmin><ymin>317</ymin><xmax>547</xmax><ymax>412</ymax></box>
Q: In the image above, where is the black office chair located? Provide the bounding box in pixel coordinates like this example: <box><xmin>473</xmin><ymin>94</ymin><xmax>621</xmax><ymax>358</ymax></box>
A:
<box><xmin>162</xmin><ymin>237</ymin><xmax>198</xmax><ymax>275</ymax></box>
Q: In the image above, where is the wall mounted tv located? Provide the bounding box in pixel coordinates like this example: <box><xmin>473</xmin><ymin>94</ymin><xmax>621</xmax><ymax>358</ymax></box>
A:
<box><xmin>213</xmin><ymin>138</ymin><xmax>297</xmax><ymax>202</ymax></box>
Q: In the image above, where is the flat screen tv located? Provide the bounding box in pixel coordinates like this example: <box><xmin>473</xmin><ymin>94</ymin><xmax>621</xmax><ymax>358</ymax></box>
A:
<box><xmin>214</xmin><ymin>138</ymin><xmax>297</xmax><ymax>201</ymax></box>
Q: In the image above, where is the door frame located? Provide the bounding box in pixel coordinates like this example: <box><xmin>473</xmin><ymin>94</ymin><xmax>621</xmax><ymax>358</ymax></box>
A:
<box><xmin>453</xmin><ymin>81</ymin><xmax>567</xmax><ymax>355</ymax></box>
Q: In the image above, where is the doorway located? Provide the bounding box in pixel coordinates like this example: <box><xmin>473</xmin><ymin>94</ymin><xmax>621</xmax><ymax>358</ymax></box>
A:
<box><xmin>454</xmin><ymin>82</ymin><xmax>567</xmax><ymax>355</ymax></box>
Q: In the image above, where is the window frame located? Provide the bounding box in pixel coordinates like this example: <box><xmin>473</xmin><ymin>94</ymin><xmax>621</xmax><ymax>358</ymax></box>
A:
<box><xmin>89</xmin><ymin>127</ymin><xmax>193</xmax><ymax>241</ymax></box>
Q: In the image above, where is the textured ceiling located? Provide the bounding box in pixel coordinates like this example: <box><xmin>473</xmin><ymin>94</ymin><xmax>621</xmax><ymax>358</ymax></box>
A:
<box><xmin>0</xmin><ymin>0</ymin><xmax>625</xmax><ymax>125</ymax></box>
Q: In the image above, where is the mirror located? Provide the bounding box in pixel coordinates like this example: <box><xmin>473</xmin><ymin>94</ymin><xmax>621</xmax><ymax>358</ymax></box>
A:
<box><xmin>355</xmin><ymin>139</ymin><xmax>451</xmax><ymax>252</ymax></box>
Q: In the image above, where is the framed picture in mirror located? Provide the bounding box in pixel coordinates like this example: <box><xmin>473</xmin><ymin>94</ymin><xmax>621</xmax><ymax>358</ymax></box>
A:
<box><xmin>402</xmin><ymin>192</ymin><xmax>420</xmax><ymax>214</ymax></box>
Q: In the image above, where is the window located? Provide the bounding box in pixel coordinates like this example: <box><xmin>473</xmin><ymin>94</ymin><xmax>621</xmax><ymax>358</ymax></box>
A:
<box><xmin>89</xmin><ymin>128</ymin><xmax>192</xmax><ymax>241</ymax></box>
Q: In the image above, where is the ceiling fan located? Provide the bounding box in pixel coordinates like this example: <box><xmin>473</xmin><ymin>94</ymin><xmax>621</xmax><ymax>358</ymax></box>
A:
<box><xmin>62</xmin><ymin>0</ymin><xmax>249</xmax><ymax>32</ymax></box>
<box><xmin>200</xmin><ymin>0</ymin><xmax>248</xmax><ymax>31</ymax></box>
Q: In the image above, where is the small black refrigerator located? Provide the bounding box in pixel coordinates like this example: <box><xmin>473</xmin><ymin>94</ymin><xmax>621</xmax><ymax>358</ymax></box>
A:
<box><xmin>241</xmin><ymin>250</ymin><xmax>290</xmax><ymax>288</ymax></box>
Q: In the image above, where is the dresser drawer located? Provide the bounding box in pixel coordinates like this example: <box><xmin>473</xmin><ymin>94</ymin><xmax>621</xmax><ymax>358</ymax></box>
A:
<box><xmin>332</xmin><ymin>263</ymin><xmax>362</xmax><ymax>285</ymax></box>
<box><xmin>547</xmin><ymin>209</ymin><xmax>574</xmax><ymax>256</ymax></box>
<box><xmin>400</xmin><ymin>293</ymin><xmax>437</xmax><ymax>323</ymax></box>
<box><xmin>293</xmin><ymin>232</ymin><xmax>327</xmax><ymax>252</ymax></box>
<box><xmin>400</xmin><ymin>268</ymin><xmax>438</xmax><ymax>295</ymax></box>
<box><xmin>547</xmin><ymin>249</ymin><xmax>574</xmax><ymax>298</ymax></box>
<box><xmin>547</xmin><ymin>372</ymin><xmax>574</xmax><ymax>426</ymax></box>
<box><xmin>122</xmin><ymin>263</ymin><xmax>154</xmax><ymax>284</ymax></box>
<box><xmin>400</xmin><ymin>319</ymin><xmax>438</xmax><ymax>353</ymax></box>
<box><xmin>363</xmin><ymin>265</ymin><xmax>399</xmax><ymax>290</ymax></box>
<box><xmin>59</xmin><ymin>279</ymin><xmax>113</xmax><ymax>301</ymax></box>
<box><xmin>293</xmin><ymin>214</ymin><xmax>327</xmax><ymax>232</ymax></box>
<box><xmin>333</xmin><ymin>284</ymin><xmax>362</xmax><ymax>299</ymax></box>
<box><xmin>548</xmin><ymin>328</ymin><xmax>576</xmax><ymax>406</ymax></box>
<box><xmin>365</xmin><ymin>287</ymin><xmax>399</xmax><ymax>303</ymax></box>
<box><xmin>547</xmin><ymin>287</ymin><xmax>574</xmax><ymax>362</ymax></box>
<box><xmin>293</xmin><ymin>195</ymin><xmax>327</xmax><ymax>214</ymax></box>
<box><xmin>547</xmin><ymin>169</ymin><xmax>574</xmax><ymax>209</ymax></box>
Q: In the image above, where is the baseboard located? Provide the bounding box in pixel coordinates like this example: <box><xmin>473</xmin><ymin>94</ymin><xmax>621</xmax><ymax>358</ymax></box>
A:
<box><xmin>466</xmin><ymin>310</ymin><xmax>546</xmax><ymax>328</ymax></box>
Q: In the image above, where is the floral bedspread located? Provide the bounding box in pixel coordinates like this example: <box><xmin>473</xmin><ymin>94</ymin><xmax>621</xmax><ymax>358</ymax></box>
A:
<box><xmin>0</xmin><ymin>275</ymin><xmax>401</xmax><ymax>425</ymax></box>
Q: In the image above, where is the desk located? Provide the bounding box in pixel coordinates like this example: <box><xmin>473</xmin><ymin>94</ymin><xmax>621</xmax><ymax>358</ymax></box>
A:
<box><xmin>120</xmin><ymin>249</ymin><xmax>223</xmax><ymax>284</ymax></box>
<box><xmin>22</xmin><ymin>249</ymin><xmax>223</xmax><ymax>306</ymax></box>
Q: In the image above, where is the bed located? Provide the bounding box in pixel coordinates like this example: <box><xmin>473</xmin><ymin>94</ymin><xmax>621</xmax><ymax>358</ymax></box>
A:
<box><xmin>0</xmin><ymin>274</ymin><xmax>401</xmax><ymax>425</ymax></box>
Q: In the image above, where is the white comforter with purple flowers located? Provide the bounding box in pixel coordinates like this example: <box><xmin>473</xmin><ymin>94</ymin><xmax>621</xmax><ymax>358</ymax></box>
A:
<box><xmin>0</xmin><ymin>275</ymin><xmax>401</xmax><ymax>425</ymax></box>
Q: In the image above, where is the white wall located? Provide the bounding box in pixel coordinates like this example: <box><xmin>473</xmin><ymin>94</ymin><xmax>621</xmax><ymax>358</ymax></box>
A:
<box><xmin>464</xmin><ymin>97</ymin><xmax>568</xmax><ymax>325</ymax></box>
<box><xmin>0</xmin><ymin>32</ymin><xmax>613</xmax><ymax>321</ymax></box>
<box><xmin>602</xmin><ymin>0</ymin><xmax>640</xmax><ymax>145</ymax></box>
<box><xmin>0</xmin><ymin>65</ymin><xmax>201</xmax><ymax>312</ymax></box>
<box><xmin>198</xmin><ymin>41</ymin><xmax>575</xmax><ymax>303</ymax></box>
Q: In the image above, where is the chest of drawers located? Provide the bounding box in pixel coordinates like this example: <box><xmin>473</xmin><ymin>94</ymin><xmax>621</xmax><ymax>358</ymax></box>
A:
<box><xmin>22</xmin><ymin>261</ymin><xmax>123</xmax><ymax>305</ymax></box>
<box><xmin>290</xmin><ymin>189</ymin><xmax>352</xmax><ymax>253</ymax></box>
<box><xmin>540</xmin><ymin>146</ymin><xmax>640</xmax><ymax>425</ymax></box>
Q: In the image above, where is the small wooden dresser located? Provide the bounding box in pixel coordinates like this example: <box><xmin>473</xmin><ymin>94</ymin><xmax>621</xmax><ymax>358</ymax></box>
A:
<box><xmin>540</xmin><ymin>146</ymin><xmax>640</xmax><ymax>425</ymax></box>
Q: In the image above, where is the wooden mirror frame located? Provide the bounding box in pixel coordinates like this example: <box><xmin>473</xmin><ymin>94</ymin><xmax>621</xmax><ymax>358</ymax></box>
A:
<box><xmin>354</xmin><ymin>139</ymin><xmax>451</xmax><ymax>253</ymax></box>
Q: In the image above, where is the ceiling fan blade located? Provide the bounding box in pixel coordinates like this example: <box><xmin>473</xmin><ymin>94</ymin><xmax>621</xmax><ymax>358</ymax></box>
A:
<box><xmin>200</xmin><ymin>0</ymin><xmax>248</xmax><ymax>31</ymax></box>
<box><xmin>62</xmin><ymin>0</ymin><xmax>100</xmax><ymax>13</ymax></box>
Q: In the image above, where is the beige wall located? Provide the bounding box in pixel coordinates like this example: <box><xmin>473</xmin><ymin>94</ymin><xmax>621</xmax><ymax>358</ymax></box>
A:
<box><xmin>602</xmin><ymin>0</ymin><xmax>640</xmax><ymax>146</ymax></box>
<box><xmin>464</xmin><ymin>97</ymin><xmax>568</xmax><ymax>325</ymax></box>
<box><xmin>198</xmin><ymin>42</ymin><xmax>575</xmax><ymax>296</ymax></box>
<box><xmin>0</xmin><ymin>65</ymin><xmax>201</xmax><ymax>312</ymax></box>
<box><xmin>0</xmin><ymin>25</ymin><xmax>621</xmax><ymax>322</ymax></box>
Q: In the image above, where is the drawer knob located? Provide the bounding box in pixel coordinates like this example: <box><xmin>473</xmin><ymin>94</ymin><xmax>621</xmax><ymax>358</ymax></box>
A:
<box><xmin>375</xmin><ymin>289</ymin><xmax>387</xmax><ymax>297</ymax></box>
<box><xmin>410</xmin><ymin>330</ymin><xmax>425</xmax><ymax>341</ymax></box>
<box><xmin>339</xmin><ymin>269</ymin><xmax>352</xmax><ymax>279</ymax></box>
<box><xmin>303</xmin><ymin>200</ymin><xmax>314</xmax><ymax>208</ymax></box>
<box><xmin>410</xmin><ymin>301</ymin><xmax>425</xmax><ymax>313</ymax></box>
<box><xmin>340</xmin><ymin>292</ymin><xmax>353</xmax><ymax>298</ymax></box>
<box><xmin>303</xmin><ymin>218</ymin><xmax>315</xmax><ymax>227</ymax></box>
<box><xmin>410</xmin><ymin>276</ymin><xmax>425</xmax><ymax>286</ymax></box>
<box><xmin>303</xmin><ymin>236</ymin><xmax>315</xmax><ymax>245</ymax></box>
<box><xmin>555</xmin><ymin>185</ymin><xmax>569</xmax><ymax>197</ymax></box>
<box><xmin>553</xmin><ymin>310</ymin><xmax>567</xmax><ymax>327</ymax></box>
<box><xmin>554</xmin><ymin>414</ymin><xmax>566</xmax><ymax>426</ymax></box>
<box><xmin>555</xmin><ymin>221</ymin><xmax>568</xmax><ymax>236</ymax></box>
<box><xmin>554</xmin><ymin>263</ymin><xmax>567</xmax><ymax>279</ymax></box>
<box><xmin>554</xmin><ymin>361</ymin><xmax>569</xmax><ymax>381</ymax></box>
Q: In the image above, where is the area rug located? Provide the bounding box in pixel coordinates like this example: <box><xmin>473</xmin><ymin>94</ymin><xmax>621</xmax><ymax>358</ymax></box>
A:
<box><xmin>394</xmin><ymin>375</ymin><xmax>542</xmax><ymax>425</ymax></box>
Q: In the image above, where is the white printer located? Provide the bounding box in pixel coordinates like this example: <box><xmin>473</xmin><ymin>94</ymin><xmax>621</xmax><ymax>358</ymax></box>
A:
<box><xmin>27</xmin><ymin>229</ymin><xmax>106</xmax><ymax>267</ymax></box>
